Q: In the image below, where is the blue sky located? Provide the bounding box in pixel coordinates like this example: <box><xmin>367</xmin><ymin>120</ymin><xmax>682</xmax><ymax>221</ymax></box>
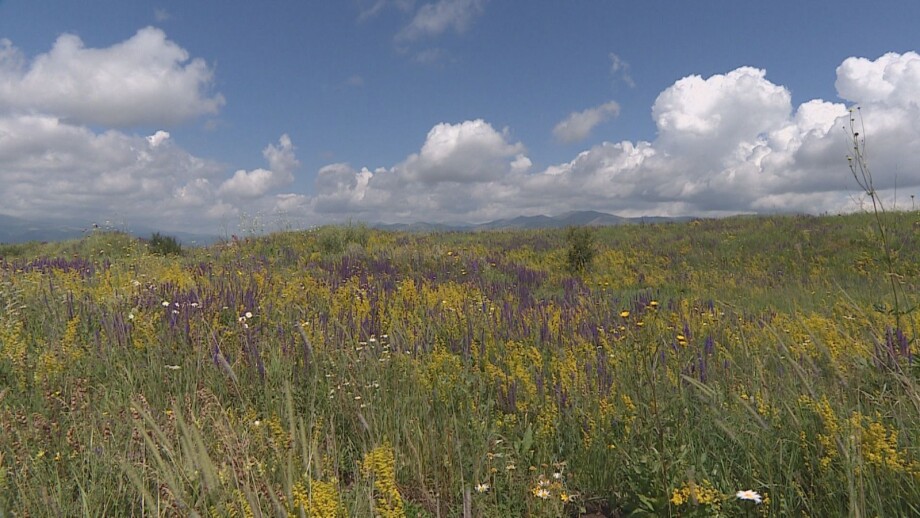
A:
<box><xmin>1</xmin><ymin>1</ymin><xmax>919</xmax><ymax>233</ymax></box>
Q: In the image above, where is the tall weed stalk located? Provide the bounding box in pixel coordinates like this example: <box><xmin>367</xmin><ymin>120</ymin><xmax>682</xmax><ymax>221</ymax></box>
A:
<box><xmin>845</xmin><ymin>107</ymin><xmax>913</xmax><ymax>355</ymax></box>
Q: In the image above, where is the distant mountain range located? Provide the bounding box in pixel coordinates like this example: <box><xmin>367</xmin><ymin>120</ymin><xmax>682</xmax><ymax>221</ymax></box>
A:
<box><xmin>371</xmin><ymin>210</ymin><xmax>692</xmax><ymax>232</ymax></box>
<box><xmin>0</xmin><ymin>213</ymin><xmax>220</xmax><ymax>246</ymax></box>
<box><xmin>0</xmin><ymin>210</ymin><xmax>693</xmax><ymax>245</ymax></box>
<box><xmin>0</xmin><ymin>214</ymin><xmax>87</xmax><ymax>244</ymax></box>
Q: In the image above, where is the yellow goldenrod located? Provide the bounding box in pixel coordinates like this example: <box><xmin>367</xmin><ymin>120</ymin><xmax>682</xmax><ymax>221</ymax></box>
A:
<box><xmin>363</xmin><ymin>443</ymin><xmax>405</xmax><ymax>518</ymax></box>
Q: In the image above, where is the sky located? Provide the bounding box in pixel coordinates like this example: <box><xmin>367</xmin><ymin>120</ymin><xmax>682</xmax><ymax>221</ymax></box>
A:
<box><xmin>0</xmin><ymin>0</ymin><xmax>919</xmax><ymax>234</ymax></box>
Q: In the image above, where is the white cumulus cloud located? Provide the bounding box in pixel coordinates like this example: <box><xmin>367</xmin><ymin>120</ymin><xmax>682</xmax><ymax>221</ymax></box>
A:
<box><xmin>308</xmin><ymin>51</ymin><xmax>920</xmax><ymax>224</ymax></box>
<box><xmin>218</xmin><ymin>135</ymin><xmax>299</xmax><ymax>199</ymax></box>
<box><xmin>652</xmin><ymin>67</ymin><xmax>791</xmax><ymax>155</ymax></box>
<box><xmin>147</xmin><ymin>130</ymin><xmax>171</xmax><ymax>147</ymax></box>
<box><xmin>309</xmin><ymin>119</ymin><xmax>528</xmax><ymax>222</ymax></box>
<box><xmin>0</xmin><ymin>27</ymin><xmax>224</xmax><ymax>127</ymax></box>
<box><xmin>553</xmin><ymin>101</ymin><xmax>621</xmax><ymax>143</ymax></box>
<box><xmin>835</xmin><ymin>51</ymin><xmax>920</xmax><ymax>107</ymax></box>
<box><xmin>0</xmin><ymin>29</ymin><xmax>300</xmax><ymax>234</ymax></box>
<box><xmin>406</xmin><ymin>119</ymin><xmax>525</xmax><ymax>183</ymax></box>
<box><xmin>0</xmin><ymin>114</ymin><xmax>224</xmax><ymax>229</ymax></box>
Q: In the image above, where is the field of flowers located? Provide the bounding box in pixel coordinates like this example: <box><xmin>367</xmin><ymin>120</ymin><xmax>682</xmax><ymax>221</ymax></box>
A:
<box><xmin>1</xmin><ymin>212</ymin><xmax>919</xmax><ymax>517</ymax></box>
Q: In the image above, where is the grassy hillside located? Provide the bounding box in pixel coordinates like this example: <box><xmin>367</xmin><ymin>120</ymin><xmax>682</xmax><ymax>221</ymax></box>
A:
<box><xmin>1</xmin><ymin>213</ymin><xmax>919</xmax><ymax>516</ymax></box>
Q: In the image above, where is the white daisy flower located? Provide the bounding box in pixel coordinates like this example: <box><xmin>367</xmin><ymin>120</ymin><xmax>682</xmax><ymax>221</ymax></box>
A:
<box><xmin>735</xmin><ymin>490</ymin><xmax>762</xmax><ymax>504</ymax></box>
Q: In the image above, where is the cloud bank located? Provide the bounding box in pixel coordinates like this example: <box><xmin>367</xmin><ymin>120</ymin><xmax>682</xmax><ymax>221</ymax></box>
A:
<box><xmin>0</xmin><ymin>28</ymin><xmax>297</xmax><ymax>233</ymax></box>
<box><xmin>304</xmin><ymin>51</ymin><xmax>920</xmax><ymax>223</ymax></box>
<box><xmin>1</xmin><ymin>24</ymin><xmax>918</xmax><ymax>233</ymax></box>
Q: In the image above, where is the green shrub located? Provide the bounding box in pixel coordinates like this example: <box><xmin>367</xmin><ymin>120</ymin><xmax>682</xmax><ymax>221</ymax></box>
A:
<box><xmin>316</xmin><ymin>222</ymin><xmax>370</xmax><ymax>256</ymax></box>
<box><xmin>149</xmin><ymin>232</ymin><xmax>182</xmax><ymax>256</ymax></box>
<box><xmin>565</xmin><ymin>226</ymin><xmax>596</xmax><ymax>273</ymax></box>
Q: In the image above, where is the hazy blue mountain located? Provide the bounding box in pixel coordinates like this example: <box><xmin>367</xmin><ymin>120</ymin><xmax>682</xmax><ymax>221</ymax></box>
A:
<box><xmin>371</xmin><ymin>221</ymin><xmax>467</xmax><ymax>232</ymax></box>
<box><xmin>475</xmin><ymin>214</ymin><xmax>559</xmax><ymax>230</ymax></box>
<box><xmin>0</xmin><ymin>214</ymin><xmax>87</xmax><ymax>244</ymax></box>
<box><xmin>372</xmin><ymin>210</ymin><xmax>689</xmax><ymax>232</ymax></box>
<box><xmin>0</xmin><ymin>213</ymin><xmax>220</xmax><ymax>245</ymax></box>
<box><xmin>1</xmin><ymin>210</ymin><xmax>692</xmax><ymax>245</ymax></box>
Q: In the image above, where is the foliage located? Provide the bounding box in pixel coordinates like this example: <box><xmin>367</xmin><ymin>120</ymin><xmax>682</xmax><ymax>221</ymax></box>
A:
<box><xmin>148</xmin><ymin>232</ymin><xmax>183</xmax><ymax>256</ymax></box>
<box><xmin>0</xmin><ymin>215</ymin><xmax>918</xmax><ymax>516</ymax></box>
<box><xmin>565</xmin><ymin>225</ymin><xmax>597</xmax><ymax>273</ymax></box>
<box><xmin>315</xmin><ymin>222</ymin><xmax>371</xmax><ymax>256</ymax></box>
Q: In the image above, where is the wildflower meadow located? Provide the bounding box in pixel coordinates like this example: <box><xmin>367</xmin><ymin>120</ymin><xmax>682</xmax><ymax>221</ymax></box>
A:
<box><xmin>1</xmin><ymin>212</ymin><xmax>919</xmax><ymax>516</ymax></box>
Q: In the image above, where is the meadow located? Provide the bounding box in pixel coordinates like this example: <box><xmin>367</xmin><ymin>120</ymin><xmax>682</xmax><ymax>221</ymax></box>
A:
<box><xmin>0</xmin><ymin>212</ymin><xmax>918</xmax><ymax>517</ymax></box>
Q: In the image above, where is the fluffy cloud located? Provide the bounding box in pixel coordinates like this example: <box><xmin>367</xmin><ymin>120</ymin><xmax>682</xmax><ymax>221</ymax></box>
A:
<box><xmin>147</xmin><ymin>130</ymin><xmax>171</xmax><ymax>147</ymax></box>
<box><xmin>0</xmin><ymin>116</ymin><xmax>299</xmax><ymax>231</ymax></box>
<box><xmin>312</xmin><ymin>163</ymin><xmax>377</xmax><ymax>214</ymax></box>
<box><xmin>396</xmin><ymin>0</ymin><xmax>487</xmax><ymax>41</ymax></box>
<box><xmin>218</xmin><ymin>135</ymin><xmax>298</xmax><ymax>199</ymax></box>
<box><xmin>0</xmin><ymin>115</ymin><xmax>225</xmax><ymax>228</ymax></box>
<box><xmin>405</xmin><ymin>119</ymin><xmax>525</xmax><ymax>183</ymax></box>
<box><xmin>5</xmin><ymin>28</ymin><xmax>920</xmax><ymax>233</ymax></box>
<box><xmin>308</xmin><ymin>119</ymin><xmax>528</xmax><ymax>222</ymax></box>
<box><xmin>219</xmin><ymin>169</ymin><xmax>283</xmax><ymax>200</ymax></box>
<box><xmin>310</xmin><ymin>52</ymin><xmax>920</xmax><ymax>223</ymax></box>
<box><xmin>534</xmin><ymin>66</ymin><xmax>847</xmax><ymax>215</ymax></box>
<box><xmin>553</xmin><ymin>101</ymin><xmax>621</xmax><ymax>143</ymax></box>
<box><xmin>836</xmin><ymin>51</ymin><xmax>920</xmax><ymax>107</ymax></box>
<box><xmin>652</xmin><ymin>67</ymin><xmax>791</xmax><ymax>155</ymax></box>
<box><xmin>534</xmin><ymin>54</ymin><xmax>920</xmax><ymax>216</ymax></box>
<box><xmin>265</xmin><ymin>134</ymin><xmax>299</xmax><ymax>173</ymax></box>
<box><xmin>0</xmin><ymin>27</ymin><xmax>224</xmax><ymax>127</ymax></box>
<box><xmin>0</xmin><ymin>29</ymin><xmax>298</xmax><ymax>234</ymax></box>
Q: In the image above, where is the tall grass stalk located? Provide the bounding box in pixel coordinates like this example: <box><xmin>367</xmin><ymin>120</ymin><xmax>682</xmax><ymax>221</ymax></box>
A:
<box><xmin>846</xmin><ymin>106</ymin><xmax>909</xmax><ymax>334</ymax></box>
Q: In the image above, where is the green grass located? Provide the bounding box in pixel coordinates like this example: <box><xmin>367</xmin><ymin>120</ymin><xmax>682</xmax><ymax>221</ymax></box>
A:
<box><xmin>1</xmin><ymin>212</ymin><xmax>919</xmax><ymax>516</ymax></box>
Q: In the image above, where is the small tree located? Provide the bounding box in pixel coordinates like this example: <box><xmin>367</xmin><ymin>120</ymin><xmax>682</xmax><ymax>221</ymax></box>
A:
<box><xmin>149</xmin><ymin>232</ymin><xmax>182</xmax><ymax>256</ymax></box>
<box><xmin>565</xmin><ymin>226</ymin><xmax>597</xmax><ymax>273</ymax></box>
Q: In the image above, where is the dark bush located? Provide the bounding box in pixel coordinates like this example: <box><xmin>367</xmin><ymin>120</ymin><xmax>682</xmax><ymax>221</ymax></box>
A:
<box><xmin>565</xmin><ymin>226</ymin><xmax>596</xmax><ymax>273</ymax></box>
<box><xmin>149</xmin><ymin>232</ymin><xmax>182</xmax><ymax>256</ymax></box>
<box><xmin>316</xmin><ymin>223</ymin><xmax>370</xmax><ymax>256</ymax></box>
